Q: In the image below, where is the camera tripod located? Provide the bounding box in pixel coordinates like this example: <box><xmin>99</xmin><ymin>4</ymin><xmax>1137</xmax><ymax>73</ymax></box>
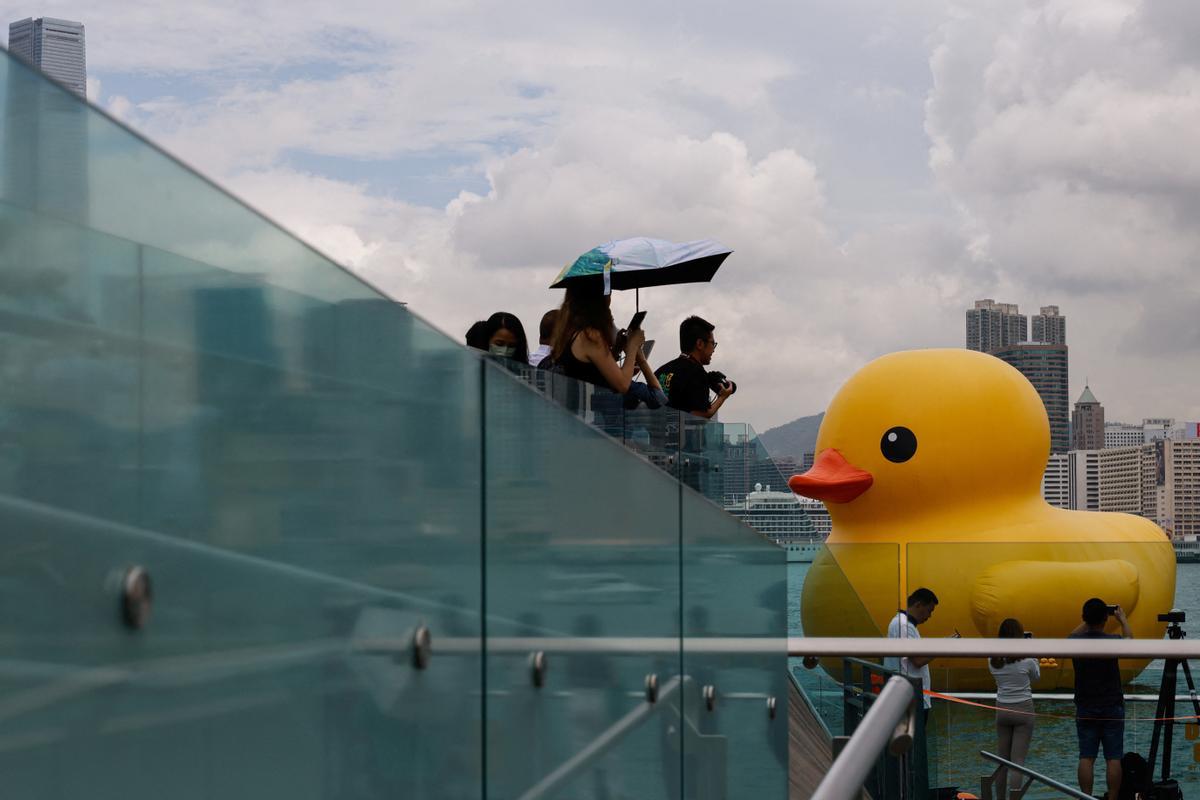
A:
<box><xmin>1147</xmin><ymin>612</ymin><xmax>1200</xmax><ymax>785</ymax></box>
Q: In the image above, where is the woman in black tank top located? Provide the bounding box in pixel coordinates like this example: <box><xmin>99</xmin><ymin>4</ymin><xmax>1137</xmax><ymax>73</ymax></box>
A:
<box><xmin>548</xmin><ymin>286</ymin><xmax>664</xmax><ymax>398</ymax></box>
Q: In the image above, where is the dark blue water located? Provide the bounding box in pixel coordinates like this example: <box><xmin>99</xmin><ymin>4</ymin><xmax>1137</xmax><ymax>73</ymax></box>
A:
<box><xmin>789</xmin><ymin>562</ymin><xmax>1200</xmax><ymax>798</ymax></box>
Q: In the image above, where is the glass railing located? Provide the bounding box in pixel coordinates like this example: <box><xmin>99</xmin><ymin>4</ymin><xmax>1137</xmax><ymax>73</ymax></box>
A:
<box><xmin>491</xmin><ymin>357</ymin><xmax>791</xmax><ymax>509</ymax></box>
<box><xmin>787</xmin><ymin>536</ymin><xmax>1193</xmax><ymax>797</ymax></box>
<box><xmin>790</xmin><ymin>543</ymin><xmax>902</xmax><ymax>737</ymax></box>
<box><xmin>0</xmin><ymin>46</ymin><xmax>786</xmax><ymax>800</ymax></box>
<box><xmin>909</xmin><ymin>540</ymin><xmax>1185</xmax><ymax>797</ymax></box>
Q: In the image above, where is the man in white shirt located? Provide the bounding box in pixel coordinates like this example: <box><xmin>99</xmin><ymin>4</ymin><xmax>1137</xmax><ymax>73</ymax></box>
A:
<box><xmin>528</xmin><ymin>309</ymin><xmax>558</xmax><ymax>367</ymax></box>
<box><xmin>884</xmin><ymin>587</ymin><xmax>939</xmax><ymax>712</ymax></box>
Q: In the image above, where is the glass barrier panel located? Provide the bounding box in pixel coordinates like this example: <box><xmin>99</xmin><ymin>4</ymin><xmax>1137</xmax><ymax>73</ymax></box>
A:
<box><xmin>911</xmin><ymin>540</ymin><xmax>1186</xmax><ymax>797</ymax></box>
<box><xmin>679</xmin><ymin>416</ymin><xmax>726</xmax><ymax>504</ymax></box>
<box><xmin>720</xmin><ymin>422</ymin><xmax>789</xmax><ymax>506</ymax></box>
<box><xmin>0</xmin><ymin>49</ymin><xmax>483</xmax><ymax>799</ymax></box>
<box><xmin>1</xmin><ymin>49</ymin><xmax>375</xmax><ymax>303</ymax></box>
<box><xmin>789</xmin><ymin>543</ymin><xmax>902</xmax><ymax>736</ymax></box>
<box><xmin>483</xmin><ymin>362</ymin><xmax>682</xmax><ymax>800</ymax></box>
<box><xmin>681</xmin><ymin>484</ymin><xmax>787</xmax><ymax>799</ymax></box>
<box><xmin>623</xmin><ymin>405</ymin><xmax>682</xmax><ymax>480</ymax></box>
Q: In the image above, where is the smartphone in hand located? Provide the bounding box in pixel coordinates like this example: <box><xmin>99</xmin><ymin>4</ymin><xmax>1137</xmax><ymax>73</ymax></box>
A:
<box><xmin>628</xmin><ymin>310</ymin><xmax>647</xmax><ymax>331</ymax></box>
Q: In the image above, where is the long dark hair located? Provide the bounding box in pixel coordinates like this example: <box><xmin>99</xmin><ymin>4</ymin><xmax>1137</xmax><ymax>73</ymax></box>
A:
<box><xmin>549</xmin><ymin>285</ymin><xmax>615</xmax><ymax>362</ymax></box>
<box><xmin>482</xmin><ymin>312</ymin><xmax>529</xmax><ymax>363</ymax></box>
<box><xmin>990</xmin><ymin>617</ymin><xmax>1024</xmax><ymax>668</ymax></box>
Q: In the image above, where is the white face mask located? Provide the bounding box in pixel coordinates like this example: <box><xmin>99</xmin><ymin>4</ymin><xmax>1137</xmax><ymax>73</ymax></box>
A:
<box><xmin>489</xmin><ymin>344</ymin><xmax>516</xmax><ymax>358</ymax></box>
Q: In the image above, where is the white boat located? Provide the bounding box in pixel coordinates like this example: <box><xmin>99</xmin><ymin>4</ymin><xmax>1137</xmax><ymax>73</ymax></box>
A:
<box><xmin>725</xmin><ymin>484</ymin><xmax>830</xmax><ymax>561</ymax></box>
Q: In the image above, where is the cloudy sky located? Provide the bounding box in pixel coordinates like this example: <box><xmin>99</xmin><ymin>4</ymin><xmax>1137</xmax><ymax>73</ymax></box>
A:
<box><xmin>6</xmin><ymin>0</ymin><xmax>1198</xmax><ymax>432</ymax></box>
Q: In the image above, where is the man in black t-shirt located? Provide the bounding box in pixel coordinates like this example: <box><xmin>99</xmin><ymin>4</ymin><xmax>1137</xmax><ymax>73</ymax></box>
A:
<box><xmin>1069</xmin><ymin>597</ymin><xmax>1132</xmax><ymax>800</ymax></box>
<box><xmin>654</xmin><ymin>316</ymin><xmax>735</xmax><ymax>419</ymax></box>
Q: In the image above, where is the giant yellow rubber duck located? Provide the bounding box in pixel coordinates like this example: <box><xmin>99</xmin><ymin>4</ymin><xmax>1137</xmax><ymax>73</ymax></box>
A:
<box><xmin>789</xmin><ymin>349</ymin><xmax>1174</xmax><ymax>691</ymax></box>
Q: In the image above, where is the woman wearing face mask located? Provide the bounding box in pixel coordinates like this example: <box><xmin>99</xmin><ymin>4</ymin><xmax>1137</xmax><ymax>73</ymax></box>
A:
<box><xmin>480</xmin><ymin>312</ymin><xmax>530</xmax><ymax>363</ymax></box>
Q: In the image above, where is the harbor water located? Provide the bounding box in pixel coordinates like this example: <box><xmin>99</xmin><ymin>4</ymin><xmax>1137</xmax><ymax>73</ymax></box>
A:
<box><xmin>789</xmin><ymin>561</ymin><xmax>1200</xmax><ymax>796</ymax></box>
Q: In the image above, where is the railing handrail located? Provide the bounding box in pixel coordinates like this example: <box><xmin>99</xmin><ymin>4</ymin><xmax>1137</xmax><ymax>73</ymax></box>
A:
<box><xmin>810</xmin><ymin>676</ymin><xmax>915</xmax><ymax>800</ymax></box>
<box><xmin>362</xmin><ymin>635</ymin><xmax>1200</xmax><ymax>660</ymax></box>
<box><xmin>980</xmin><ymin>750</ymin><xmax>1092</xmax><ymax>800</ymax></box>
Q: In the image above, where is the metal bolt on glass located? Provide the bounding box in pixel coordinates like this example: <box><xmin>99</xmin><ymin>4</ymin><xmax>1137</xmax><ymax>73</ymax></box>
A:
<box><xmin>411</xmin><ymin>625</ymin><xmax>432</xmax><ymax>670</ymax></box>
<box><xmin>529</xmin><ymin>651</ymin><xmax>547</xmax><ymax>688</ymax></box>
<box><xmin>644</xmin><ymin>673</ymin><xmax>658</xmax><ymax>703</ymax></box>
<box><xmin>703</xmin><ymin>684</ymin><xmax>716</xmax><ymax>711</ymax></box>
<box><xmin>767</xmin><ymin>696</ymin><xmax>777</xmax><ymax>720</ymax></box>
<box><xmin>120</xmin><ymin>566</ymin><xmax>152</xmax><ymax>630</ymax></box>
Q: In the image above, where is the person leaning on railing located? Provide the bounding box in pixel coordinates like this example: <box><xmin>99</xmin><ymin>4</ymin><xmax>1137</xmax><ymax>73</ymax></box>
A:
<box><xmin>1069</xmin><ymin>597</ymin><xmax>1132</xmax><ymax>800</ymax></box>
<box><xmin>989</xmin><ymin>618</ymin><xmax>1040</xmax><ymax>799</ymax></box>
<box><xmin>654</xmin><ymin>315</ymin><xmax>734</xmax><ymax>420</ymax></box>
<box><xmin>546</xmin><ymin>284</ymin><xmax>666</xmax><ymax>407</ymax></box>
<box><xmin>479</xmin><ymin>311</ymin><xmax>530</xmax><ymax>363</ymax></box>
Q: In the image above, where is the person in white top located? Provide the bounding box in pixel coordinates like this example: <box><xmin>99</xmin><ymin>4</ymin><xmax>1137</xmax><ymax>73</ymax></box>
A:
<box><xmin>528</xmin><ymin>309</ymin><xmax>558</xmax><ymax>367</ymax></box>
<box><xmin>884</xmin><ymin>588</ymin><xmax>939</xmax><ymax>712</ymax></box>
<box><xmin>988</xmin><ymin>617</ymin><xmax>1041</xmax><ymax>799</ymax></box>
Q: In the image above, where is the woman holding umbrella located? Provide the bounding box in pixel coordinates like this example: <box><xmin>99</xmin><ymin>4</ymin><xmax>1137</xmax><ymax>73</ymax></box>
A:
<box><xmin>548</xmin><ymin>284</ymin><xmax>664</xmax><ymax>404</ymax></box>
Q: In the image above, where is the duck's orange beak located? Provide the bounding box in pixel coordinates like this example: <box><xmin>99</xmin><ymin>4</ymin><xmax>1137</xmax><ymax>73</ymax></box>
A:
<box><xmin>788</xmin><ymin>448</ymin><xmax>874</xmax><ymax>504</ymax></box>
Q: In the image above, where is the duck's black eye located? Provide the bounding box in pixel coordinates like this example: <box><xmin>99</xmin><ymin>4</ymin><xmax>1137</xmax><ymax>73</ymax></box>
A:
<box><xmin>880</xmin><ymin>427</ymin><xmax>917</xmax><ymax>463</ymax></box>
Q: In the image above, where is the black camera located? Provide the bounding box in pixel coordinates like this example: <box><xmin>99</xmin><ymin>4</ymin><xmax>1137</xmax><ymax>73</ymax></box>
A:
<box><xmin>708</xmin><ymin>371</ymin><xmax>737</xmax><ymax>394</ymax></box>
<box><xmin>1159</xmin><ymin>610</ymin><xmax>1187</xmax><ymax>624</ymax></box>
<box><xmin>1106</xmin><ymin>604</ymin><xmax>1119</xmax><ymax>616</ymax></box>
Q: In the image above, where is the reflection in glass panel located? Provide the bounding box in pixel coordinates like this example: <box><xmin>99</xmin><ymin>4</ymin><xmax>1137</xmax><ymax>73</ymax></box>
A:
<box><xmin>681</xmin><ymin>489</ymin><xmax>787</xmax><ymax>799</ymax></box>
<box><xmin>916</xmin><ymin>541</ymin><xmax>1188</xmax><ymax>798</ymax></box>
<box><xmin>0</xmin><ymin>48</ymin><xmax>482</xmax><ymax>799</ymax></box>
<box><xmin>484</xmin><ymin>364</ymin><xmax>681</xmax><ymax>800</ymax></box>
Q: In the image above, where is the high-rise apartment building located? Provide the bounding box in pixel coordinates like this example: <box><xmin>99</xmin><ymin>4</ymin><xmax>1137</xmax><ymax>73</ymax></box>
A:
<box><xmin>966</xmin><ymin>299</ymin><xmax>1028</xmax><ymax>353</ymax></box>
<box><xmin>1072</xmin><ymin>386</ymin><xmax>1105</xmax><ymax>451</ymax></box>
<box><xmin>993</xmin><ymin>343</ymin><xmax>1070</xmax><ymax>453</ymax></box>
<box><xmin>1143</xmin><ymin>439</ymin><xmax>1200</xmax><ymax>539</ymax></box>
<box><xmin>1105</xmin><ymin>422</ymin><xmax>1144</xmax><ymax>449</ymax></box>
<box><xmin>1042</xmin><ymin>453</ymin><xmax>1069</xmax><ymax>508</ymax></box>
<box><xmin>1097</xmin><ymin>446</ymin><xmax>1143</xmax><ymax>514</ymax></box>
<box><xmin>1069</xmin><ymin>449</ymin><xmax>1099</xmax><ymax>511</ymax></box>
<box><xmin>7</xmin><ymin>18</ymin><xmax>86</xmax><ymax>97</ymax></box>
<box><xmin>1031</xmin><ymin>305</ymin><xmax>1066</xmax><ymax>345</ymax></box>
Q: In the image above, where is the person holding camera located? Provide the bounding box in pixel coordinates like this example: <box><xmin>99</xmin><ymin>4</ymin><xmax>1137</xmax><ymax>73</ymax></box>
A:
<box><xmin>654</xmin><ymin>316</ymin><xmax>735</xmax><ymax>419</ymax></box>
<box><xmin>989</xmin><ymin>618</ymin><xmax>1040</xmax><ymax>799</ymax></box>
<box><xmin>1069</xmin><ymin>597</ymin><xmax>1132</xmax><ymax>800</ymax></box>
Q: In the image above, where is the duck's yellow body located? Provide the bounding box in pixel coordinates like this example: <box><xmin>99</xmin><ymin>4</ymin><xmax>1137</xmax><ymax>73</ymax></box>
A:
<box><xmin>792</xmin><ymin>349</ymin><xmax>1174</xmax><ymax>691</ymax></box>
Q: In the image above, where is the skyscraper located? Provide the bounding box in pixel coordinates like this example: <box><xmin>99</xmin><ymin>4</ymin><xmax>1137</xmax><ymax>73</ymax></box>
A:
<box><xmin>993</xmin><ymin>342</ymin><xmax>1070</xmax><ymax>453</ymax></box>
<box><xmin>966</xmin><ymin>299</ymin><xmax>1027</xmax><ymax>353</ymax></box>
<box><xmin>1032</xmin><ymin>305</ymin><xmax>1066</xmax><ymax>345</ymax></box>
<box><xmin>7</xmin><ymin>17</ymin><xmax>86</xmax><ymax>98</ymax></box>
<box><xmin>1072</xmin><ymin>385</ymin><xmax>1105</xmax><ymax>451</ymax></box>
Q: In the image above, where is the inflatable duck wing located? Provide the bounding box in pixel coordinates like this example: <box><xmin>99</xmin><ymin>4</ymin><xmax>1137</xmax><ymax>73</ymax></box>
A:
<box><xmin>789</xmin><ymin>349</ymin><xmax>1173</xmax><ymax>691</ymax></box>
